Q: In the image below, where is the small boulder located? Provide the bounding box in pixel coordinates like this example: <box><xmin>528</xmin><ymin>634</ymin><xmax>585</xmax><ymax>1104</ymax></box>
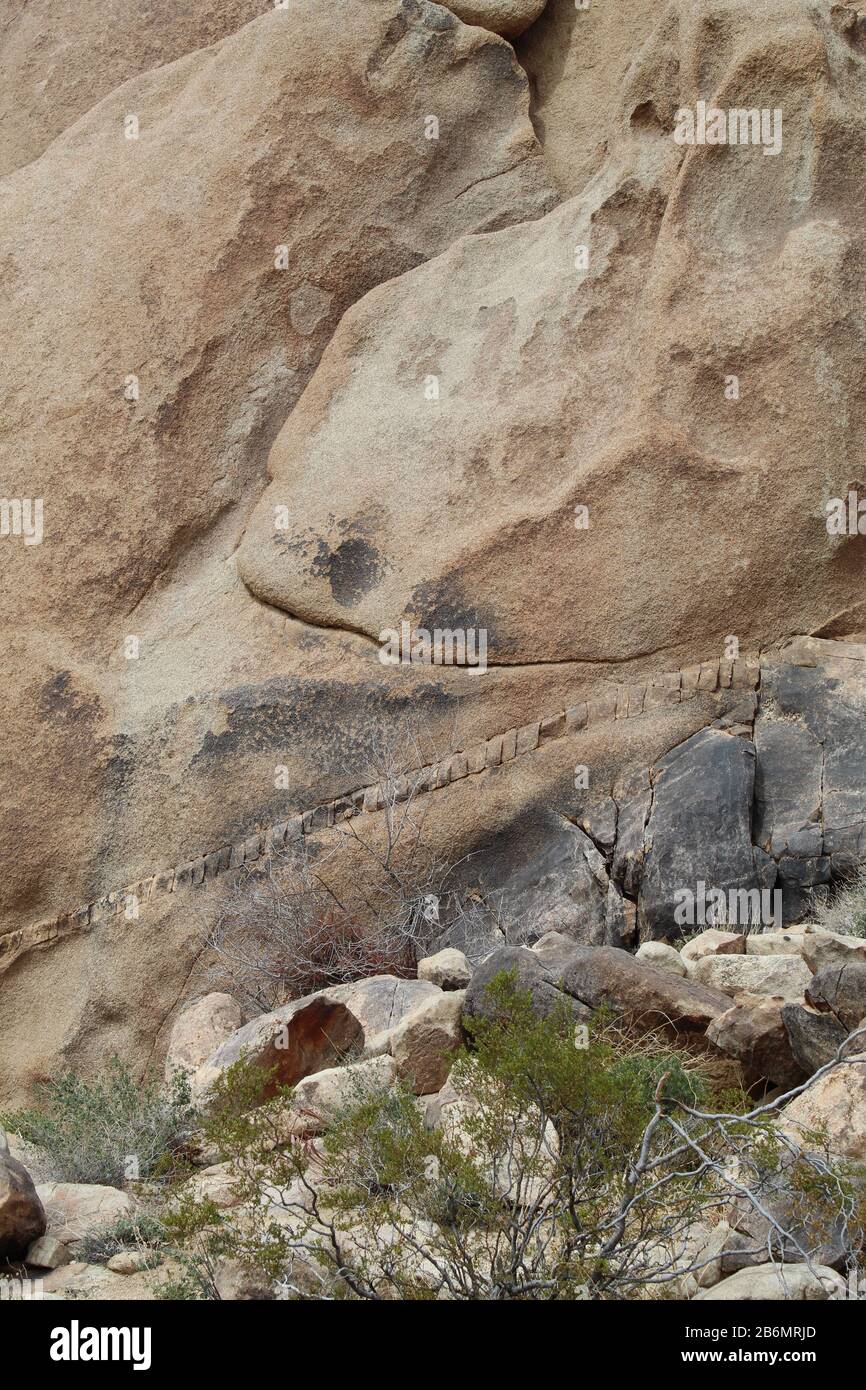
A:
<box><xmin>0</xmin><ymin>1154</ymin><xmax>46</xmax><ymax>1261</ymax></box>
<box><xmin>800</xmin><ymin>933</ymin><xmax>866</xmax><ymax>974</ymax></box>
<box><xmin>107</xmin><ymin>1250</ymin><xmax>157</xmax><ymax>1274</ymax></box>
<box><xmin>417</xmin><ymin>948</ymin><xmax>472</xmax><ymax>991</ymax></box>
<box><xmin>391</xmin><ymin>992</ymin><xmax>465</xmax><ymax>1095</ymax></box>
<box><xmin>444</xmin><ymin>0</ymin><xmax>548</xmax><ymax>41</ymax></box>
<box><xmin>689</xmin><ymin>954</ymin><xmax>810</xmax><ymax>1003</ymax></box>
<box><xmin>289</xmin><ymin>1055</ymin><xmax>398</xmax><ymax>1135</ymax></box>
<box><xmin>25</xmin><ymin>1235</ymin><xmax>72</xmax><ymax>1270</ymax></box>
<box><xmin>681</xmin><ymin>929</ymin><xmax>746</xmax><ymax>963</ymax></box>
<box><xmin>694</xmin><ymin>1263</ymin><xmax>844</xmax><ymax>1300</ymax></box>
<box><xmin>165</xmin><ymin>993</ymin><xmax>243</xmax><ymax>1081</ymax></box>
<box><xmin>635</xmin><ymin>941</ymin><xmax>687</xmax><ymax>977</ymax></box>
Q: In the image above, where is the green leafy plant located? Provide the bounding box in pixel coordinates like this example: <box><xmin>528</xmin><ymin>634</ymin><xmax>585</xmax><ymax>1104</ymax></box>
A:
<box><xmin>1</xmin><ymin>1057</ymin><xmax>196</xmax><ymax>1187</ymax></box>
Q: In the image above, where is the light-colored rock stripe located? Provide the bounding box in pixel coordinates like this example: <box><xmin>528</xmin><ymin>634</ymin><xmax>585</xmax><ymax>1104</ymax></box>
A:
<box><xmin>1</xmin><ymin>657</ymin><xmax>760</xmax><ymax>974</ymax></box>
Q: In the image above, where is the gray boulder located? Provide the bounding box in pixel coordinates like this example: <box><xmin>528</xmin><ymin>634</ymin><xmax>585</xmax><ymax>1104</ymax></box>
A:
<box><xmin>805</xmin><ymin>961</ymin><xmax>866</xmax><ymax>1031</ymax></box>
<box><xmin>462</xmin><ymin>946</ymin><xmax>588</xmax><ymax>1030</ymax></box>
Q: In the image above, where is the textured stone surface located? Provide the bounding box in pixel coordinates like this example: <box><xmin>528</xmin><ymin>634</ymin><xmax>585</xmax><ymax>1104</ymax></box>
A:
<box><xmin>203</xmin><ymin>993</ymin><xmax>364</xmax><ymax>1099</ymax></box>
<box><xmin>36</xmin><ymin>1183</ymin><xmax>130</xmax><ymax>1248</ymax></box>
<box><xmin>0</xmin><ymin>1154</ymin><xmax>46</xmax><ymax>1260</ymax></box>
<box><xmin>695</xmin><ymin>1264</ymin><xmax>844</xmax><ymax>1301</ymax></box>
<box><xmin>165</xmin><ymin>994</ymin><xmax>243</xmax><ymax>1081</ymax></box>
<box><xmin>417</xmin><ymin>949</ymin><xmax>473</xmax><ymax>991</ymax></box>
<box><xmin>446</xmin><ymin>0</ymin><xmax>548</xmax><ymax>40</ymax></box>
<box><xmin>559</xmin><ymin>946</ymin><xmax>731</xmax><ymax>1038</ymax></box>
<box><xmin>289</xmin><ymin>1055</ymin><xmax>398</xmax><ymax>1135</ymax></box>
<box><xmin>690</xmin><ymin>954</ymin><xmax>811</xmax><ymax>1004</ymax></box>
<box><xmin>778</xmin><ymin>1054</ymin><xmax>866</xmax><ymax>1160</ymax></box>
<box><xmin>706</xmin><ymin>993</ymin><xmax>805</xmax><ymax>1089</ymax></box>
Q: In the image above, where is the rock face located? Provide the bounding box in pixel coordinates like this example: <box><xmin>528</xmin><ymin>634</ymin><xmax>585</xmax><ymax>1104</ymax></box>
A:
<box><xmin>0</xmin><ymin>0</ymin><xmax>558</xmax><ymax>1101</ymax></box>
<box><xmin>6</xmin><ymin>0</ymin><xmax>866</xmax><ymax>1117</ymax></box>
<box><xmin>0</xmin><ymin>1154</ymin><xmax>46</xmax><ymax>1260</ymax></box>
<box><xmin>239</xmin><ymin>2</ymin><xmax>866</xmax><ymax>672</ymax></box>
<box><xmin>635</xmin><ymin>941</ymin><xmax>686</xmax><ymax>976</ymax></box>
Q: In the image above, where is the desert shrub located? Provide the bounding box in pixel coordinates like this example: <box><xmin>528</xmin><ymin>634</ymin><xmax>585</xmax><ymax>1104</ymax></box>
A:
<box><xmin>79</xmin><ymin>1212</ymin><xmax>167</xmax><ymax>1265</ymax></box>
<box><xmin>1</xmin><ymin>1058</ymin><xmax>196</xmax><ymax>1187</ymax></box>
<box><xmin>815</xmin><ymin>869</ymin><xmax>866</xmax><ymax>938</ymax></box>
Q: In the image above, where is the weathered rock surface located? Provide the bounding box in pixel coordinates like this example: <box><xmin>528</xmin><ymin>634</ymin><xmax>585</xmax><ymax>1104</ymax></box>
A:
<box><xmin>165</xmin><ymin>993</ymin><xmax>244</xmax><ymax>1081</ymax></box>
<box><xmin>690</xmin><ymin>954</ymin><xmax>811</xmax><ymax>1004</ymax></box>
<box><xmin>695</xmin><ymin>1264</ymin><xmax>845</xmax><ymax>1301</ymax></box>
<box><xmin>0</xmin><ymin>1154</ymin><xmax>46</xmax><ymax>1260</ymax></box>
<box><xmin>36</xmin><ymin>1182</ymin><xmax>130</xmax><ymax>1248</ymax></box>
<box><xmin>558</xmin><ymin>946</ymin><xmax>731</xmax><ymax>1038</ymax></box>
<box><xmin>202</xmin><ymin>993</ymin><xmax>364</xmax><ymax>1100</ymax></box>
<box><xmin>25</xmin><ymin>1234</ymin><xmax>73</xmax><ymax>1270</ymax></box>
<box><xmin>706</xmin><ymin>994</ymin><xmax>805</xmax><ymax>1089</ymax></box>
<box><xmin>417</xmin><ymin>948</ymin><xmax>473</xmax><ymax>991</ymax></box>
<box><xmin>391</xmin><ymin>991</ymin><xmax>465</xmax><ymax>1094</ymax></box>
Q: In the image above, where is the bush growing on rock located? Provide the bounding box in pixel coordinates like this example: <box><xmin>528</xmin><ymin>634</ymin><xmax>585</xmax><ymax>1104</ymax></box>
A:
<box><xmin>157</xmin><ymin>975</ymin><xmax>866</xmax><ymax>1300</ymax></box>
<box><xmin>1</xmin><ymin>1059</ymin><xmax>196</xmax><ymax>1188</ymax></box>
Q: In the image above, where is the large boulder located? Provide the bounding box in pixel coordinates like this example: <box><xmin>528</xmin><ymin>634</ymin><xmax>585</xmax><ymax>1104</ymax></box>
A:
<box><xmin>689</xmin><ymin>954</ymin><xmax>811</xmax><ymax>1004</ymax></box>
<box><xmin>391</xmin><ymin>991</ymin><xmax>465</xmax><ymax>1095</ymax></box>
<box><xmin>706</xmin><ymin>994</ymin><xmax>805</xmax><ymax>1090</ymax></box>
<box><xmin>778</xmin><ymin>1052</ymin><xmax>866</xmax><ymax>1161</ymax></box>
<box><xmin>0</xmin><ymin>1154</ymin><xmax>46</xmax><ymax>1260</ymax></box>
<box><xmin>558</xmin><ymin>946</ymin><xmax>731</xmax><ymax>1039</ymax></box>
<box><xmin>694</xmin><ymin>1264</ymin><xmax>844</xmax><ymax>1301</ymax></box>
<box><xmin>462</xmin><ymin>946</ymin><xmax>588</xmax><ymax>1029</ymax></box>
<box><xmin>321</xmin><ymin>977</ymin><xmax>441</xmax><ymax>1046</ymax></box>
<box><xmin>805</xmin><ymin>962</ymin><xmax>866</xmax><ymax>1033</ymax></box>
<box><xmin>36</xmin><ymin>1182</ymin><xmax>130</xmax><ymax>1248</ymax></box>
<box><xmin>781</xmin><ymin>1002</ymin><xmax>848</xmax><ymax>1077</ymax></box>
<box><xmin>165</xmin><ymin>993</ymin><xmax>243</xmax><ymax>1081</ymax></box>
<box><xmin>201</xmin><ymin>992</ymin><xmax>364</xmax><ymax>1101</ymax></box>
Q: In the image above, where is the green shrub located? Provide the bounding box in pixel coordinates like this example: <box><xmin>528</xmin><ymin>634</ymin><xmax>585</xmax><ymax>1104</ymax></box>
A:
<box><xmin>1</xmin><ymin>1057</ymin><xmax>196</xmax><ymax>1187</ymax></box>
<box><xmin>79</xmin><ymin>1212</ymin><xmax>167</xmax><ymax>1265</ymax></box>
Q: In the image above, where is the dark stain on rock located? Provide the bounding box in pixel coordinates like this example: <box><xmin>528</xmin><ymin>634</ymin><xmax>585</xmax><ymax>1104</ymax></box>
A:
<box><xmin>310</xmin><ymin>536</ymin><xmax>386</xmax><ymax>608</ymax></box>
<box><xmin>37</xmin><ymin>670</ymin><xmax>102</xmax><ymax>725</ymax></box>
